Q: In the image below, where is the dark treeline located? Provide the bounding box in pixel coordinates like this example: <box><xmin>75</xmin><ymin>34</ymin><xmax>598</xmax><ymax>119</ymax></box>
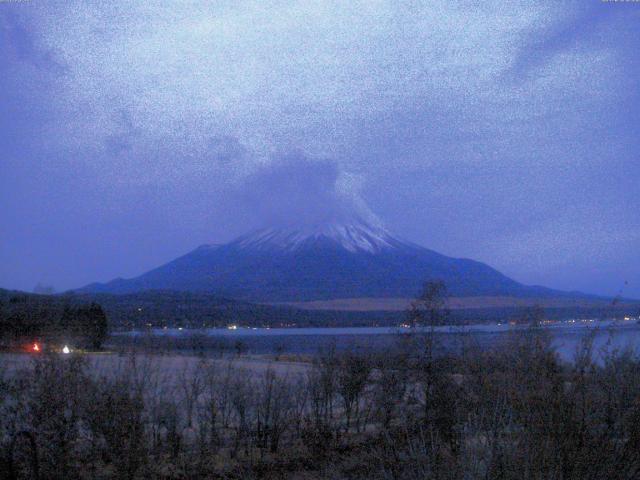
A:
<box><xmin>0</xmin><ymin>293</ymin><xmax>108</xmax><ymax>350</ymax></box>
<box><xmin>1</xmin><ymin>288</ymin><xmax>636</xmax><ymax>332</ymax></box>
<box><xmin>61</xmin><ymin>294</ymin><xmax>640</xmax><ymax>329</ymax></box>
<box><xmin>3</xmin><ymin>328</ymin><xmax>640</xmax><ymax>479</ymax></box>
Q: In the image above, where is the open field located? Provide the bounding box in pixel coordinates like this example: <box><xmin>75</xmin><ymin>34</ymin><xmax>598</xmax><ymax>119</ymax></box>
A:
<box><xmin>0</xmin><ymin>351</ymin><xmax>311</xmax><ymax>379</ymax></box>
<box><xmin>273</xmin><ymin>295</ymin><xmax>635</xmax><ymax>311</ymax></box>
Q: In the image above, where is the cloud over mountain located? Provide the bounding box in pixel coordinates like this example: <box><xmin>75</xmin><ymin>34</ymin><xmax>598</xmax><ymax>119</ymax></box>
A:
<box><xmin>238</xmin><ymin>152</ymin><xmax>378</xmax><ymax>229</ymax></box>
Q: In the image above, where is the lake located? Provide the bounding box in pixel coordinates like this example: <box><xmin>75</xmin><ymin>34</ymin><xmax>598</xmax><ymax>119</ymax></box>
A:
<box><xmin>114</xmin><ymin>319</ymin><xmax>640</xmax><ymax>362</ymax></box>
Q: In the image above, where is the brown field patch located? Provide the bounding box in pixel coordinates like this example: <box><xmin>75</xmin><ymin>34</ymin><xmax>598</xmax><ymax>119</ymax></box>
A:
<box><xmin>270</xmin><ymin>296</ymin><xmax>618</xmax><ymax>312</ymax></box>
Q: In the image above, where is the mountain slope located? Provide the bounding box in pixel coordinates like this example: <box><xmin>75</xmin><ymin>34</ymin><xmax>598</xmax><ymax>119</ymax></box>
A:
<box><xmin>80</xmin><ymin>220</ymin><xmax>588</xmax><ymax>302</ymax></box>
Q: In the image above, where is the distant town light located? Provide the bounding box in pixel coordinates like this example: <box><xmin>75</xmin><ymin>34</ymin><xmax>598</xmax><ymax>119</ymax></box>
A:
<box><xmin>33</xmin><ymin>343</ymin><xmax>40</xmax><ymax>352</ymax></box>
<box><xmin>62</xmin><ymin>345</ymin><xmax>70</xmax><ymax>354</ymax></box>
<box><xmin>227</xmin><ymin>324</ymin><xmax>238</xmax><ymax>330</ymax></box>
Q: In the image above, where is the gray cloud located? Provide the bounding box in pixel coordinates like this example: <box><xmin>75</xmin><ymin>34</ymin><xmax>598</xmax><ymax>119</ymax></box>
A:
<box><xmin>505</xmin><ymin>2</ymin><xmax>632</xmax><ymax>81</ymax></box>
<box><xmin>237</xmin><ymin>152</ymin><xmax>375</xmax><ymax>229</ymax></box>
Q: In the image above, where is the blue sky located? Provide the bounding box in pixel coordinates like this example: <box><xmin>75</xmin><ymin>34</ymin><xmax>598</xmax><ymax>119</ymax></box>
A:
<box><xmin>1</xmin><ymin>1</ymin><xmax>639</xmax><ymax>297</ymax></box>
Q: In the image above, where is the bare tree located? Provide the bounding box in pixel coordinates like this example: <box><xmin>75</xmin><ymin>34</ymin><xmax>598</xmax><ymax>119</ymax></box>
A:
<box><xmin>407</xmin><ymin>280</ymin><xmax>450</xmax><ymax>329</ymax></box>
<box><xmin>336</xmin><ymin>351</ymin><xmax>372</xmax><ymax>434</ymax></box>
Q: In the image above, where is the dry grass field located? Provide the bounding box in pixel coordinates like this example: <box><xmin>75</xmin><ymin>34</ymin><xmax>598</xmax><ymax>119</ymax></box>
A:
<box><xmin>274</xmin><ymin>295</ymin><xmax>623</xmax><ymax>311</ymax></box>
<box><xmin>0</xmin><ymin>351</ymin><xmax>311</xmax><ymax>380</ymax></box>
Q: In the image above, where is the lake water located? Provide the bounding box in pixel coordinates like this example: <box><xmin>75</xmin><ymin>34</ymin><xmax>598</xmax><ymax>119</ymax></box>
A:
<box><xmin>115</xmin><ymin>319</ymin><xmax>640</xmax><ymax>362</ymax></box>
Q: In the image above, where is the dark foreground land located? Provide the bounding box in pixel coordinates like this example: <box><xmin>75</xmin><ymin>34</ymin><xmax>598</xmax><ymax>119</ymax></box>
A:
<box><xmin>3</xmin><ymin>329</ymin><xmax>640</xmax><ymax>479</ymax></box>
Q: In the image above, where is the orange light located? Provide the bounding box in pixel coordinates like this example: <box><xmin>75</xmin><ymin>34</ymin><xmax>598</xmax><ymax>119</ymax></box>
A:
<box><xmin>33</xmin><ymin>343</ymin><xmax>40</xmax><ymax>352</ymax></box>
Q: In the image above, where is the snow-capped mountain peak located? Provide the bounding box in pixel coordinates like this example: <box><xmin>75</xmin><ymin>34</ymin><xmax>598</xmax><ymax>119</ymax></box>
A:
<box><xmin>232</xmin><ymin>220</ymin><xmax>403</xmax><ymax>253</ymax></box>
<box><xmin>79</xmin><ymin>217</ymin><xmax>563</xmax><ymax>302</ymax></box>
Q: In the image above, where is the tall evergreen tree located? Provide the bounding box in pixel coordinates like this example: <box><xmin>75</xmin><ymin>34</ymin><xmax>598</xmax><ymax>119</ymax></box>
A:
<box><xmin>86</xmin><ymin>303</ymin><xmax>109</xmax><ymax>350</ymax></box>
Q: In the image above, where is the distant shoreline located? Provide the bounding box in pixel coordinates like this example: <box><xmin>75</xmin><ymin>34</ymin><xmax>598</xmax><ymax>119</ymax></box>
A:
<box><xmin>269</xmin><ymin>296</ymin><xmax>633</xmax><ymax>312</ymax></box>
<box><xmin>114</xmin><ymin>317</ymin><xmax>640</xmax><ymax>337</ymax></box>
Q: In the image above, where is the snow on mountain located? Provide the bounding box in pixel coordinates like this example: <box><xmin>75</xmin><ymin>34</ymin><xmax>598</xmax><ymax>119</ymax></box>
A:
<box><xmin>79</xmin><ymin>218</ymin><xmax>592</xmax><ymax>302</ymax></box>
<box><xmin>231</xmin><ymin>220</ymin><xmax>404</xmax><ymax>254</ymax></box>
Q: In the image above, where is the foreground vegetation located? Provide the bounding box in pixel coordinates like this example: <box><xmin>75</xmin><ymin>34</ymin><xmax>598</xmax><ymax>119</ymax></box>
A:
<box><xmin>2</xmin><ymin>328</ymin><xmax>640</xmax><ymax>479</ymax></box>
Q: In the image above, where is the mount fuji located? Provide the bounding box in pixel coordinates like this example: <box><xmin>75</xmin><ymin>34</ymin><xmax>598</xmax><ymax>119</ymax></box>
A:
<box><xmin>80</xmin><ymin>219</ymin><xmax>583</xmax><ymax>303</ymax></box>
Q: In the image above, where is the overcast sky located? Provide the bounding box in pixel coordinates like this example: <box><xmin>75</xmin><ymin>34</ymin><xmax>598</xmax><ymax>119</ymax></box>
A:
<box><xmin>1</xmin><ymin>1</ymin><xmax>639</xmax><ymax>297</ymax></box>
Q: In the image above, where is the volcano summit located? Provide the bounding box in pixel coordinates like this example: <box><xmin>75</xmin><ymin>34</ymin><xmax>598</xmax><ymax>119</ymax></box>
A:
<box><xmin>81</xmin><ymin>219</ymin><xmax>580</xmax><ymax>304</ymax></box>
